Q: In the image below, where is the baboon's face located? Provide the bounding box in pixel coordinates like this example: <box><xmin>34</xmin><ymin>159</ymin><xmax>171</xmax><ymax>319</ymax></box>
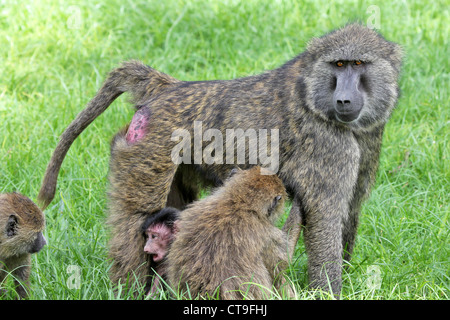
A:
<box><xmin>310</xmin><ymin>57</ymin><xmax>399</xmax><ymax>131</ymax></box>
<box><xmin>143</xmin><ymin>223</ymin><xmax>174</xmax><ymax>262</ymax></box>
<box><xmin>304</xmin><ymin>24</ymin><xmax>402</xmax><ymax>131</ymax></box>
<box><xmin>0</xmin><ymin>214</ymin><xmax>46</xmax><ymax>257</ymax></box>
<box><xmin>331</xmin><ymin>60</ymin><xmax>367</xmax><ymax>123</ymax></box>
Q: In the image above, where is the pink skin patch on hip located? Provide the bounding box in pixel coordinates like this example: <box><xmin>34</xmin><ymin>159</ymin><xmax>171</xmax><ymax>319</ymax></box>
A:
<box><xmin>126</xmin><ymin>107</ymin><xmax>151</xmax><ymax>144</ymax></box>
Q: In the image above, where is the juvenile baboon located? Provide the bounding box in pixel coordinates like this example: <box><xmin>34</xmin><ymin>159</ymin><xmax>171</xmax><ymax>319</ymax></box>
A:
<box><xmin>141</xmin><ymin>207</ymin><xmax>179</xmax><ymax>296</ymax></box>
<box><xmin>38</xmin><ymin>23</ymin><xmax>402</xmax><ymax>295</ymax></box>
<box><xmin>167</xmin><ymin>166</ymin><xmax>300</xmax><ymax>299</ymax></box>
<box><xmin>0</xmin><ymin>192</ymin><xmax>46</xmax><ymax>298</ymax></box>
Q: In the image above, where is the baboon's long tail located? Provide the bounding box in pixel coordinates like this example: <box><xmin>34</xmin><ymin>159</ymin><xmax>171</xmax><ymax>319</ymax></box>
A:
<box><xmin>38</xmin><ymin>60</ymin><xmax>178</xmax><ymax>209</ymax></box>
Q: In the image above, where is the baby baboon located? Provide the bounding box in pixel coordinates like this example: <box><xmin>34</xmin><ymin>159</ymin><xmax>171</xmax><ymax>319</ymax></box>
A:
<box><xmin>38</xmin><ymin>24</ymin><xmax>402</xmax><ymax>295</ymax></box>
<box><xmin>0</xmin><ymin>192</ymin><xmax>46</xmax><ymax>298</ymax></box>
<box><xmin>167</xmin><ymin>166</ymin><xmax>301</xmax><ymax>299</ymax></box>
<box><xmin>141</xmin><ymin>207</ymin><xmax>179</xmax><ymax>296</ymax></box>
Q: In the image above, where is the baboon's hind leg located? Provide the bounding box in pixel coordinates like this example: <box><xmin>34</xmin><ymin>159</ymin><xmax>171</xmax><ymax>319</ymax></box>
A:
<box><xmin>107</xmin><ymin>127</ymin><xmax>178</xmax><ymax>289</ymax></box>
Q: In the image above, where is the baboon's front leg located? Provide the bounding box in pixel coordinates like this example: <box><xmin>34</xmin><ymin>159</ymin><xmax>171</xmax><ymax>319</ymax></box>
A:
<box><xmin>282</xmin><ymin>196</ymin><xmax>303</xmax><ymax>259</ymax></box>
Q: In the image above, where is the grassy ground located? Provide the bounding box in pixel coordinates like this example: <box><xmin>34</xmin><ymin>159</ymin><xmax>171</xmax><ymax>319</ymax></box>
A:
<box><xmin>0</xmin><ymin>0</ymin><xmax>448</xmax><ymax>300</ymax></box>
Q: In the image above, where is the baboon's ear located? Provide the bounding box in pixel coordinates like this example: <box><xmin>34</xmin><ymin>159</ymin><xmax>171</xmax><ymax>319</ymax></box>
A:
<box><xmin>6</xmin><ymin>214</ymin><xmax>18</xmax><ymax>237</ymax></box>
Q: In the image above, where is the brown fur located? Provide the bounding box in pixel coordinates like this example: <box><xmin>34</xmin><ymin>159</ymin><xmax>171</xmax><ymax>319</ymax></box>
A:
<box><xmin>0</xmin><ymin>192</ymin><xmax>46</xmax><ymax>298</ymax></box>
<box><xmin>167</xmin><ymin>167</ymin><xmax>300</xmax><ymax>299</ymax></box>
<box><xmin>37</xmin><ymin>24</ymin><xmax>402</xmax><ymax>295</ymax></box>
<box><xmin>106</xmin><ymin>126</ymin><xmax>180</xmax><ymax>288</ymax></box>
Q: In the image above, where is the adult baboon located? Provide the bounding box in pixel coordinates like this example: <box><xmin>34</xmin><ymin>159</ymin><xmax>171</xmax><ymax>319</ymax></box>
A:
<box><xmin>0</xmin><ymin>192</ymin><xmax>47</xmax><ymax>298</ymax></box>
<box><xmin>38</xmin><ymin>24</ymin><xmax>402</xmax><ymax>295</ymax></box>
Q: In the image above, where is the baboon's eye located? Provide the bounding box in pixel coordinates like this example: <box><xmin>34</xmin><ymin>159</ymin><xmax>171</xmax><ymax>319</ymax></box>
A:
<box><xmin>354</xmin><ymin>60</ymin><xmax>363</xmax><ymax>65</ymax></box>
<box><xmin>336</xmin><ymin>61</ymin><xmax>344</xmax><ymax>67</ymax></box>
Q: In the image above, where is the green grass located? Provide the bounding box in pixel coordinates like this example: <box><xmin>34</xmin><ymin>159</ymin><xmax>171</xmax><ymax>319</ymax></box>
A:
<box><xmin>0</xmin><ymin>0</ymin><xmax>448</xmax><ymax>300</ymax></box>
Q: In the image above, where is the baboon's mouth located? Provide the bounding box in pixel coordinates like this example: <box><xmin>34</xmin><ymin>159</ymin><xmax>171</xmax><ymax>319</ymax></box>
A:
<box><xmin>335</xmin><ymin>110</ymin><xmax>360</xmax><ymax>123</ymax></box>
<box><xmin>152</xmin><ymin>254</ymin><xmax>163</xmax><ymax>262</ymax></box>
